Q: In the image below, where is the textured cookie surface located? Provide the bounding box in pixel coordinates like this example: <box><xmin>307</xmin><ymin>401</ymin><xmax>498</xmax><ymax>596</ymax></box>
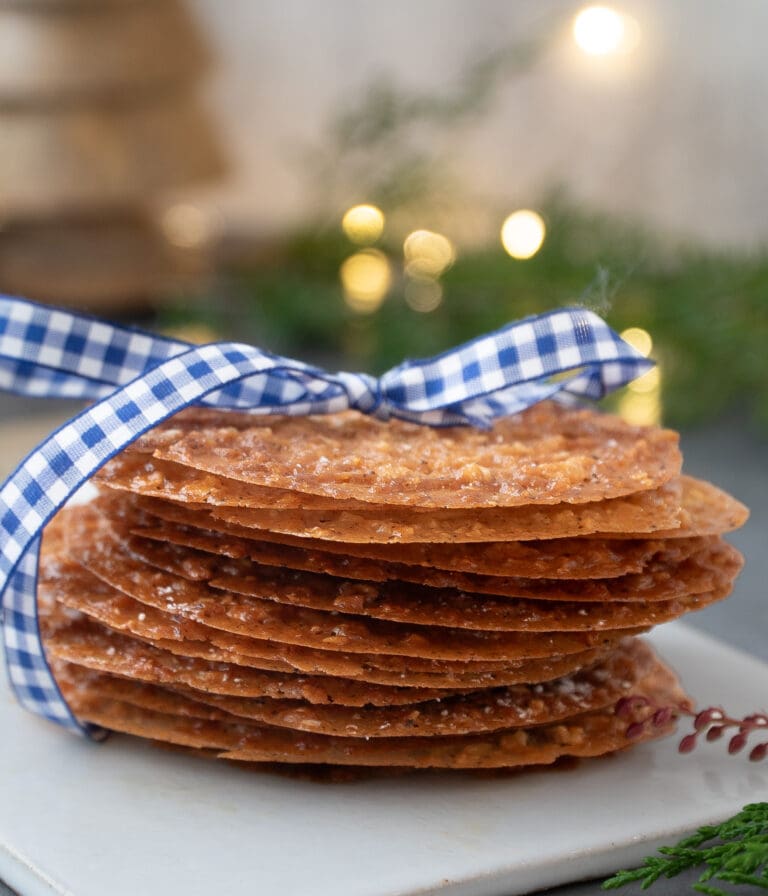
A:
<box><xmin>128</xmin><ymin>474</ymin><xmax>743</xmax><ymax>545</ymax></box>
<box><xmin>55</xmin><ymin>639</ymin><xmax>654</xmax><ymax>739</ymax></box>
<box><xmin>61</xmin><ymin>659</ymin><xmax>686</xmax><ymax>768</ymax></box>
<box><xmin>205</xmin><ymin>483</ymin><xmax>684</xmax><ymax>543</ymax></box>
<box><xmin>63</xmin><ymin>509</ymin><xmax>648</xmax><ymax>661</ymax></box>
<box><xmin>117</xmin><ymin>512</ymin><xmax>740</xmax><ymax>608</ymax></box>
<box><xmin>48</xmin><ymin>552</ymin><xmax>617</xmax><ymax>690</ymax></box>
<box><xmin>153</xmin><ymin>403</ymin><xmax>682</xmax><ymax>508</ymax></box>
<box><xmin>114</xmin><ymin>491</ymin><xmax>699</xmax><ymax>579</ymax></box>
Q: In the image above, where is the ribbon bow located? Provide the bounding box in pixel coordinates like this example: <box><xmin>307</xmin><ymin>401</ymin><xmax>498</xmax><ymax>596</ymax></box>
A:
<box><xmin>0</xmin><ymin>296</ymin><xmax>652</xmax><ymax>735</ymax></box>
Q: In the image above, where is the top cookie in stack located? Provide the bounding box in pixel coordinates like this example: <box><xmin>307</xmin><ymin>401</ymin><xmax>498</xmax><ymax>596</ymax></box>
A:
<box><xmin>40</xmin><ymin>401</ymin><xmax>748</xmax><ymax>773</ymax></box>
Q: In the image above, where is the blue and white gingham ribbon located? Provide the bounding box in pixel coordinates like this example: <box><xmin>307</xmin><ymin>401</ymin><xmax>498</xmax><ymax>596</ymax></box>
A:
<box><xmin>0</xmin><ymin>295</ymin><xmax>652</xmax><ymax>736</ymax></box>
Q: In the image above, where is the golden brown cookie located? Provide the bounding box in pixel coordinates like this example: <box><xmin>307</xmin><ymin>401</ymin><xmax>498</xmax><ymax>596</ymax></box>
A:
<box><xmin>62</xmin><ymin>658</ymin><xmax>687</xmax><ymax>768</ymax></box>
<box><xmin>206</xmin><ymin>484</ymin><xmax>684</xmax><ymax>543</ymax></box>
<box><xmin>48</xmin><ymin>562</ymin><xmax>619</xmax><ymax>689</ymax></box>
<box><xmin>44</xmin><ymin>619</ymin><xmax>473</xmax><ymax>706</ymax></box>
<box><xmin>109</xmin><ymin>489</ymin><xmax>699</xmax><ymax>579</ymax></box>
<box><xmin>152</xmin><ymin>403</ymin><xmax>682</xmax><ymax>509</ymax></box>
<box><xmin>56</xmin><ymin>638</ymin><xmax>654</xmax><ymax>739</ymax></box>
<box><xmin>63</xmin><ymin>509</ymin><xmax>648</xmax><ymax>661</ymax></box>
<box><xmin>117</xmin><ymin>516</ymin><xmax>741</xmax><ymax>610</ymax></box>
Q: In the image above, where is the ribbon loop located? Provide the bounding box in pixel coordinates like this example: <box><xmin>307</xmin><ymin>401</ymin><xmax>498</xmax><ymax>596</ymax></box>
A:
<box><xmin>0</xmin><ymin>295</ymin><xmax>653</xmax><ymax>735</ymax></box>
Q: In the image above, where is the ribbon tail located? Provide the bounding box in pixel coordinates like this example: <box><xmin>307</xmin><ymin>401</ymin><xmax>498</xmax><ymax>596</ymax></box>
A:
<box><xmin>0</xmin><ymin>342</ymin><xmax>351</xmax><ymax>736</ymax></box>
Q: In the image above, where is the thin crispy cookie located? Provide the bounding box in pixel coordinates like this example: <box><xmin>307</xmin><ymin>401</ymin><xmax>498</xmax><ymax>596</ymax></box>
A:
<box><xmin>65</xmin><ymin>505</ymin><xmax>644</xmax><ymax>660</ymax></box>
<box><xmin>50</xmin><ymin>566</ymin><xmax>618</xmax><ymax>689</ymax></box>
<box><xmin>205</xmin><ymin>482</ymin><xmax>684</xmax><ymax>543</ymax></box>
<box><xmin>132</xmin><ymin>474</ymin><xmax>743</xmax><ymax>544</ymax></box>
<box><xmin>44</xmin><ymin>619</ymin><xmax>473</xmax><ymax>707</ymax></box>
<box><xmin>95</xmin><ymin>454</ymin><xmax>370</xmax><ymax>511</ymax></box>
<box><xmin>57</xmin><ymin>639</ymin><xmax>654</xmax><ymax>739</ymax></box>
<box><xmin>153</xmin><ymin>403</ymin><xmax>682</xmax><ymax>509</ymax></box>
<box><xmin>44</xmin><ymin>534</ymin><xmax>616</xmax><ymax>688</ymax></box>
<box><xmin>64</xmin><ymin>660</ymin><xmax>687</xmax><ymax>768</ymax></box>
<box><xmin>114</xmin><ymin>491</ymin><xmax>699</xmax><ymax>579</ymax></box>
<box><xmin>595</xmin><ymin>476</ymin><xmax>749</xmax><ymax>539</ymax></box>
<box><xmin>118</xmin><ymin>513</ymin><xmax>741</xmax><ymax>608</ymax></box>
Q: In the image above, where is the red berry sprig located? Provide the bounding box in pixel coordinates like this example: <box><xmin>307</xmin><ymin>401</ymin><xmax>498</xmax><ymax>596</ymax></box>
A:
<box><xmin>615</xmin><ymin>696</ymin><xmax>768</xmax><ymax>761</ymax></box>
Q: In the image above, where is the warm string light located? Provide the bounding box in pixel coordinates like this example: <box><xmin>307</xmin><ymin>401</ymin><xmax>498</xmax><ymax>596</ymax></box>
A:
<box><xmin>618</xmin><ymin>326</ymin><xmax>661</xmax><ymax>426</ymax></box>
<box><xmin>404</xmin><ymin>279</ymin><xmax>443</xmax><ymax>314</ymax></box>
<box><xmin>628</xmin><ymin>366</ymin><xmax>660</xmax><ymax>394</ymax></box>
<box><xmin>401</xmin><ymin>229</ymin><xmax>454</xmax><ymax>314</ymax></box>
<box><xmin>339</xmin><ymin>204</ymin><xmax>389</xmax><ymax>313</ymax></box>
<box><xmin>500</xmin><ymin>210</ymin><xmax>546</xmax><ymax>259</ymax></box>
<box><xmin>341</xmin><ymin>204</ymin><xmax>385</xmax><ymax>245</ymax></box>
<box><xmin>160</xmin><ymin>323</ymin><xmax>219</xmax><ymax>344</ymax></box>
<box><xmin>403</xmin><ymin>230</ymin><xmax>455</xmax><ymax>279</ymax></box>
<box><xmin>572</xmin><ymin>5</ymin><xmax>641</xmax><ymax>57</ymax></box>
<box><xmin>339</xmin><ymin>249</ymin><xmax>391</xmax><ymax>314</ymax></box>
<box><xmin>618</xmin><ymin>387</ymin><xmax>661</xmax><ymax>426</ymax></box>
<box><xmin>339</xmin><ymin>207</ymin><xmax>454</xmax><ymax>315</ymax></box>
<box><xmin>620</xmin><ymin>326</ymin><xmax>653</xmax><ymax>357</ymax></box>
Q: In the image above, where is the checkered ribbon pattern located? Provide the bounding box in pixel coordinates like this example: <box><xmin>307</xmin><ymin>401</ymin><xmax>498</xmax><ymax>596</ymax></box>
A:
<box><xmin>0</xmin><ymin>295</ymin><xmax>652</xmax><ymax>737</ymax></box>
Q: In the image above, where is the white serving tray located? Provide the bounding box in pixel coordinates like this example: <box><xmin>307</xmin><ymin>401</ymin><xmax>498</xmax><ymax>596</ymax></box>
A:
<box><xmin>2</xmin><ymin>622</ymin><xmax>767</xmax><ymax>896</ymax></box>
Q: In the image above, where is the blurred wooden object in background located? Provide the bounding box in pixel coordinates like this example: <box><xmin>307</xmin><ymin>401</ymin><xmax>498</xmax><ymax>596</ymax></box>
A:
<box><xmin>0</xmin><ymin>0</ymin><xmax>225</xmax><ymax>312</ymax></box>
<box><xmin>0</xmin><ymin>212</ymin><xmax>194</xmax><ymax>311</ymax></box>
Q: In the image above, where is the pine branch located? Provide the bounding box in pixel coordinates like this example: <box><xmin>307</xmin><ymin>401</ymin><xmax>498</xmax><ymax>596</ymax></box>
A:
<box><xmin>603</xmin><ymin>804</ymin><xmax>768</xmax><ymax>893</ymax></box>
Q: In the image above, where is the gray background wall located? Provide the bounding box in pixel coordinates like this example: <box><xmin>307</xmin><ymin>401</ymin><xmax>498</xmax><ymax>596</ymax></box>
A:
<box><xmin>189</xmin><ymin>0</ymin><xmax>768</xmax><ymax>248</ymax></box>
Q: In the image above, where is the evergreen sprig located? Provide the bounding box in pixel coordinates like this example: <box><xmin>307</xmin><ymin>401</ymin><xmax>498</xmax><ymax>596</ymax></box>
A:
<box><xmin>603</xmin><ymin>803</ymin><xmax>768</xmax><ymax>894</ymax></box>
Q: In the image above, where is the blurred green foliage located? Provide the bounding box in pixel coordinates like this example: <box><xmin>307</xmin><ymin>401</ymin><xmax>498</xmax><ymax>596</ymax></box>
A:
<box><xmin>162</xmin><ymin>198</ymin><xmax>768</xmax><ymax>431</ymax></box>
<box><xmin>162</xmin><ymin>22</ymin><xmax>768</xmax><ymax>432</ymax></box>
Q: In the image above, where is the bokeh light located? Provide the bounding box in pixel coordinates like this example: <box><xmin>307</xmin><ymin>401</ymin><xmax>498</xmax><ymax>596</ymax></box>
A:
<box><xmin>620</xmin><ymin>326</ymin><xmax>653</xmax><ymax>357</ymax></box>
<box><xmin>620</xmin><ymin>364</ymin><xmax>662</xmax><ymax>425</ymax></box>
<box><xmin>500</xmin><ymin>210</ymin><xmax>546</xmax><ymax>259</ymax></box>
<box><xmin>628</xmin><ymin>365</ymin><xmax>660</xmax><ymax>394</ymax></box>
<box><xmin>341</xmin><ymin>204</ymin><xmax>385</xmax><ymax>245</ymax></box>
<box><xmin>619</xmin><ymin>390</ymin><xmax>661</xmax><ymax>426</ymax></box>
<box><xmin>572</xmin><ymin>5</ymin><xmax>640</xmax><ymax>56</ymax></box>
<box><xmin>405</xmin><ymin>279</ymin><xmax>443</xmax><ymax>313</ymax></box>
<box><xmin>161</xmin><ymin>204</ymin><xmax>211</xmax><ymax>249</ymax></box>
<box><xmin>403</xmin><ymin>230</ymin><xmax>455</xmax><ymax>278</ymax></box>
<box><xmin>161</xmin><ymin>323</ymin><xmax>219</xmax><ymax>344</ymax></box>
<box><xmin>340</xmin><ymin>249</ymin><xmax>391</xmax><ymax>313</ymax></box>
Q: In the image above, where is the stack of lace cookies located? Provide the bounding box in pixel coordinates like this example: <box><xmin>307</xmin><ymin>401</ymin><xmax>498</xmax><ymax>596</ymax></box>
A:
<box><xmin>39</xmin><ymin>402</ymin><xmax>748</xmax><ymax>775</ymax></box>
